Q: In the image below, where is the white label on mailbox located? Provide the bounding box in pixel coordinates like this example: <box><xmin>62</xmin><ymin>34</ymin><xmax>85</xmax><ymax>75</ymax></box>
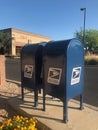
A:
<box><xmin>47</xmin><ymin>67</ymin><xmax>62</xmax><ymax>85</ymax></box>
<box><xmin>71</xmin><ymin>67</ymin><xmax>81</xmax><ymax>85</ymax></box>
<box><xmin>24</xmin><ymin>65</ymin><xmax>34</xmax><ymax>78</ymax></box>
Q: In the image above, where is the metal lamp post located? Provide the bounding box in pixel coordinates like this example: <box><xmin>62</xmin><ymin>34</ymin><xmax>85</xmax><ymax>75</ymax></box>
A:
<box><xmin>80</xmin><ymin>8</ymin><xmax>86</xmax><ymax>45</ymax></box>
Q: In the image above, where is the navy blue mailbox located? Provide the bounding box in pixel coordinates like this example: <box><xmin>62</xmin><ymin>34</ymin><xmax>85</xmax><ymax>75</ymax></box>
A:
<box><xmin>21</xmin><ymin>43</ymin><xmax>45</xmax><ymax>107</ymax></box>
<box><xmin>43</xmin><ymin>38</ymin><xmax>84</xmax><ymax>122</ymax></box>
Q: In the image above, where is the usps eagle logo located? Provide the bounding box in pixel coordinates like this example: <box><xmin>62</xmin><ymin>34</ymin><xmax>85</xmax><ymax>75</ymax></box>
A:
<box><xmin>47</xmin><ymin>67</ymin><xmax>62</xmax><ymax>85</ymax></box>
<box><xmin>71</xmin><ymin>67</ymin><xmax>81</xmax><ymax>85</ymax></box>
<box><xmin>24</xmin><ymin>65</ymin><xmax>34</xmax><ymax>78</ymax></box>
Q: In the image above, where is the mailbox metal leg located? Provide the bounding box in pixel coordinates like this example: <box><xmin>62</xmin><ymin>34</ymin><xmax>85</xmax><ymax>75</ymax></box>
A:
<box><xmin>39</xmin><ymin>89</ymin><xmax>41</xmax><ymax>94</ymax></box>
<box><xmin>63</xmin><ymin>100</ymin><xmax>68</xmax><ymax>123</ymax></box>
<box><xmin>34</xmin><ymin>90</ymin><xmax>38</xmax><ymax>107</ymax></box>
<box><xmin>21</xmin><ymin>85</ymin><xmax>24</xmax><ymax>100</ymax></box>
<box><xmin>80</xmin><ymin>94</ymin><xmax>84</xmax><ymax>110</ymax></box>
<box><xmin>43</xmin><ymin>89</ymin><xmax>46</xmax><ymax>111</ymax></box>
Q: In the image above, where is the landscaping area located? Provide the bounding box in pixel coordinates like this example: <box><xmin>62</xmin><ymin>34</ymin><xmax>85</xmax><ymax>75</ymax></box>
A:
<box><xmin>0</xmin><ymin>82</ymin><xmax>38</xmax><ymax>130</ymax></box>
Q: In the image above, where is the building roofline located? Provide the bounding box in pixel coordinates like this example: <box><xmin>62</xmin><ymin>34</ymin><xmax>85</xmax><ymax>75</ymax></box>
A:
<box><xmin>0</xmin><ymin>28</ymin><xmax>50</xmax><ymax>40</ymax></box>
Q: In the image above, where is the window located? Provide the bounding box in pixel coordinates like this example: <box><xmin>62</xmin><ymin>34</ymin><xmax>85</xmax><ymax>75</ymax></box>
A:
<box><xmin>16</xmin><ymin>46</ymin><xmax>22</xmax><ymax>56</ymax></box>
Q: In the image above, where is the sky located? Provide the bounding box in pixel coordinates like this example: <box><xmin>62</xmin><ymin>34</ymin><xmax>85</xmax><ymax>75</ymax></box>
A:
<box><xmin>0</xmin><ymin>0</ymin><xmax>98</xmax><ymax>40</ymax></box>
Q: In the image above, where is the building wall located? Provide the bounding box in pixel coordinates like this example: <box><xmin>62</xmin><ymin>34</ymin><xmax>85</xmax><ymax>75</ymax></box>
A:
<box><xmin>0</xmin><ymin>28</ymin><xmax>51</xmax><ymax>55</ymax></box>
<box><xmin>11</xmin><ymin>28</ymin><xmax>50</xmax><ymax>55</ymax></box>
<box><xmin>0</xmin><ymin>55</ymin><xmax>5</xmax><ymax>86</ymax></box>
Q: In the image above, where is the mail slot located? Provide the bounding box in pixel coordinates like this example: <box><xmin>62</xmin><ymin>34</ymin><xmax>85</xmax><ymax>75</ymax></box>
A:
<box><xmin>43</xmin><ymin>38</ymin><xmax>84</xmax><ymax>122</ymax></box>
<box><xmin>21</xmin><ymin>43</ymin><xmax>45</xmax><ymax>106</ymax></box>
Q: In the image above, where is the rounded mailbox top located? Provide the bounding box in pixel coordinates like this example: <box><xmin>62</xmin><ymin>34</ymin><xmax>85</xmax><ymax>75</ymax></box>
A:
<box><xmin>21</xmin><ymin>43</ymin><xmax>44</xmax><ymax>55</ymax></box>
<box><xmin>44</xmin><ymin>38</ymin><xmax>83</xmax><ymax>56</ymax></box>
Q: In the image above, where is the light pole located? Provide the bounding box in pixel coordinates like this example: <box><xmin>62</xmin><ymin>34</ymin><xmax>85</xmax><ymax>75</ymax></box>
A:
<box><xmin>80</xmin><ymin>8</ymin><xmax>86</xmax><ymax>45</ymax></box>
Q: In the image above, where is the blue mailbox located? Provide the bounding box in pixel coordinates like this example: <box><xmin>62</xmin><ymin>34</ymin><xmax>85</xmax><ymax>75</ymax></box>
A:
<box><xmin>21</xmin><ymin>43</ymin><xmax>45</xmax><ymax>107</ymax></box>
<box><xmin>43</xmin><ymin>38</ymin><xmax>84</xmax><ymax>122</ymax></box>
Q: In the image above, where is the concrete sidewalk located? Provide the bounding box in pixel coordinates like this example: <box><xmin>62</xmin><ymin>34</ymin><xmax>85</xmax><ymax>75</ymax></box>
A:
<box><xmin>7</xmin><ymin>91</ymin><xmax>98</xmax><ymax>130</ymax></box>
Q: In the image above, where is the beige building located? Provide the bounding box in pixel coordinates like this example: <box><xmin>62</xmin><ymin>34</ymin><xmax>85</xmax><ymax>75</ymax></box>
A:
<box><xmin>1</xmin><ymin>28</ymin><xmax>50</xmax><ymax>56</ymax></box>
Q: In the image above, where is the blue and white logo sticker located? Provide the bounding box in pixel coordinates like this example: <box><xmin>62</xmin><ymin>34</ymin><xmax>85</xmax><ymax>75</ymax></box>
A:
<box><xmin>24</xmin><ymin>65</ymin><xmax>34</xmax><ymax>78</ymax></box>
<box><xmin>47</xmin><ymin>67</ymin><xmax>62</xmax><ymax>85</ymax></box>
<box><xmin>71</xmin><ymin>67</ymin><xmax>81</xmax><ymax>85</ymax></box>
